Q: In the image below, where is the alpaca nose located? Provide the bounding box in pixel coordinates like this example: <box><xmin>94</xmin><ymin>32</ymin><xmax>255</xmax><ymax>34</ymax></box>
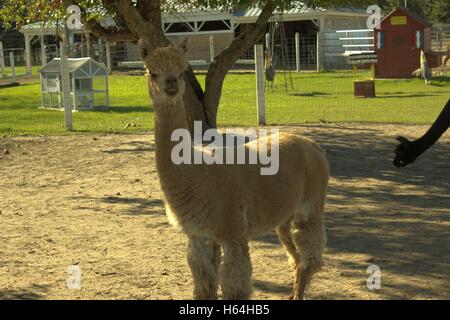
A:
<box><xmin>165</xmin><ymin>76</ymin><xmax>178</xmax><ymax>90</ymax></box>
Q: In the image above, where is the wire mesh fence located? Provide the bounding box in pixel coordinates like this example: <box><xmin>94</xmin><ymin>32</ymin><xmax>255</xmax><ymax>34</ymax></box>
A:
<box><xmin>1</xmin><ymin>32</ymin><xmax>449</xmax><ymax>135</ymax></box>
<box><xmin>0</xmin><ymin>48</ymin><xmax>28</xmax><ymax>79</ymax></box>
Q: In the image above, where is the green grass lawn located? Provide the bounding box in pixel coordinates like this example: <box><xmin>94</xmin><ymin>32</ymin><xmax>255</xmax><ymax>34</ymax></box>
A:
<box><xmin>1</xmin><ymin>70</ymin><xmax>449</xmax><ymax>135</ymax></box>
<box><xmin>0</xmin><ymin>66</ymin><xmax>41</xmax><ymax>78</ymax></box>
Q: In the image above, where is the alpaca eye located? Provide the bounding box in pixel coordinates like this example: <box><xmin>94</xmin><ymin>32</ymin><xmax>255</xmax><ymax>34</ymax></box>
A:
<box><xmin>150</xmin><ymin>73</ymin><xmax>158</xmax><ymax>79</ymax></box>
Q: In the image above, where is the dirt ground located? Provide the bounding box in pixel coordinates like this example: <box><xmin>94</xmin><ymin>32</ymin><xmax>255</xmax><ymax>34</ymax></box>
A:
<box><xmin>0</xmin><ymin>124</ymin><xmax>449</xmax><ymax>300</ymax></box>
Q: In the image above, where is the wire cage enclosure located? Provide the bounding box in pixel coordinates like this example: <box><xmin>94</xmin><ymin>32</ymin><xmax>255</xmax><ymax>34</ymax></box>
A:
<box><xmin>39</xmin><ymin>57</ymin><xmax>110</xmax><ymax>111</ymax></box>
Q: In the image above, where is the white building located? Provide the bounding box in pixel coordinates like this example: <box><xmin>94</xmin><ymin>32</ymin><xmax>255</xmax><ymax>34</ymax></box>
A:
<box><xmin>19</xmin><ymin>4</ymin><xmax>370</xmax><ymax>73</ymax></box>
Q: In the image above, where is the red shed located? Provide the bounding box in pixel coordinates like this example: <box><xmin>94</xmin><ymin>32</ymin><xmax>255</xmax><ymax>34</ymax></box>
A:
<box><xmin>374</xmin><ymin>7</ymin><xmax>439</xmax><ymax>79</ymax></box>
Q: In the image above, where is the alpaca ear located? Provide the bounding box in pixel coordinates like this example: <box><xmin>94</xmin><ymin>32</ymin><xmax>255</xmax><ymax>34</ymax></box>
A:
<box><xmin>179</xmin><ymin>38</ymin><xmax>190</xmax><ymax>54</ymax></box>
<box><xmin>138</xmin><ymin>36</ymin><xmax>152</xmax><ymax>60</ymax></box>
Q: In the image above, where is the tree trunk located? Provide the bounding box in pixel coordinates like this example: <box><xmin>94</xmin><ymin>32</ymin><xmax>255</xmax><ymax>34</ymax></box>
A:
<box><xmin>82</xmin><ymin>0</ymin><xmax>274</xmax><ymax>132</ymax></box>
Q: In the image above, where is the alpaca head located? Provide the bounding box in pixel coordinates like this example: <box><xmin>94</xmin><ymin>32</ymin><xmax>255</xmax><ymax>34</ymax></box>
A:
<box><xmin>145</xmin><ymin>39</ymin><xmax>190</xmax><ymax>103</ymax></box>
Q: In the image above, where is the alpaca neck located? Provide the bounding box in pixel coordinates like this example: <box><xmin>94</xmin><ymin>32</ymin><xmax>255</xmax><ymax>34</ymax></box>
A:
<box><xmin>155</xmin><ymin>99</ymin><xmax>188</xmax><ymax>171</ymax></box>
<box><xmin>413</xmin><ymin>99</ymin><xmax>450</xmax><ymax>155</ymax></box>
<box><xmin>155</xmin><ymin>94</ymin><xmax>198</xmax><ymax>185</ymax></box>
<box><xmin>153</xmin><ymin>96</ymin><xmax>205</xmax><ymax>215</ymax></box>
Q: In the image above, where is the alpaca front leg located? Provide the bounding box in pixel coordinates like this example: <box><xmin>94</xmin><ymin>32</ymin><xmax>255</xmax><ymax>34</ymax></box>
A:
<box><xmin>220</xmin><ymin>239</ymin><xmax>252</xmax><ymax>300</ymax></box>
<box><xmin>187</xmin><ymin>236</ymin><xmax>221</xmax><ymax>300</ymax></box>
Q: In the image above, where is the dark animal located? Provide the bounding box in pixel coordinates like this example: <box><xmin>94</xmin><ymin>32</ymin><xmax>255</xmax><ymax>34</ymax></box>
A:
<box><xmin>394</xmin><ymin>99</ymin><xmax>450</xmax><ymax>167</ymax></box>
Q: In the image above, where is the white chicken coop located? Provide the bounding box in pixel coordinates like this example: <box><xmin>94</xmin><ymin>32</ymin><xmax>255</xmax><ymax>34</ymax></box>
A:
<box><xmin>40</xmin><ymin>57</ymin><xmax>109</xmax><ymax>111</ymax></box>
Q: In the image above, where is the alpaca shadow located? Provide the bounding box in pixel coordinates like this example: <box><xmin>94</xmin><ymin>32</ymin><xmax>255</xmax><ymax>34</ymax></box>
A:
<box><xmin>102</xmin><ymin>140</ymin><xmax>155</xmax><ymax>154</ymax></box>
<box><xmin>253</xmin><ymin>233</ymin><xmax>279</xmax><ymax>245</ymax></box>
<box><xmin>69</xmin><ymin>195</ymin><xmax>165</xmax><ymax>216</ymax></box>
<box><xmin>253</xmin><ymin>279</ymin><xmax>291</xmax><ymax>295</ymax></box>
<box><xmin>103</xmin><ymin>196</ymin><xmax>165</xmax><ymax>216</ymax></box>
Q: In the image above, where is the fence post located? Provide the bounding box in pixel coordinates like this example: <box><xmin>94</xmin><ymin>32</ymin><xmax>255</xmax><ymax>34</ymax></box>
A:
<box><xmin>61</xmin><ymin>28</ymin><xmax>73</xmax><ymax>131</ymax></box>
<box><xmin>9</xmin><ymin>52</ymin><xmax>16</xmax><ymax>82</ymax></box>
<box><xmin>209</xmin><ymin>35</ymin><xmax>215</xmax><ymax>63</ymax></box>
<box><xmin>0</xmin><ymin>42</ymin><xmax>5</xmax><ymax>79</ymax></box>
<box><xmin>105</xmin><ymin>42</ymin><xmax>112</xmax><ymax>71</ymax></box>
<box><xmin>98</xmin><ymin>39</ymin><xmax>104</xmax><ymax>62</ymax></box>
<box><xmin>86</xmin><ymin>33</ymin><xmax>91</xmax><ymax>57</ymax></box>
<box><xmin>255</xmin><ymin>44</ymin><xmax>266</xmax><ymax>126</ymax></box>
<box><xmin>24</xmin><ymin>34</ymin><xmax>32</xmax><ymax>75</ymax></box>
<box><xmin>295</xmin><ymin>32</ymin><xmax>301</xmax><ymax>73</ymax></box>
<box><xmin>316</xmin><ymin>32</ymin><xmax>322</xmax><ymax>72</ymax></box>
<box><xmin>40</xmin><ymin>35</ymin><xmax>47</xmax><ymax>66</ymax></box>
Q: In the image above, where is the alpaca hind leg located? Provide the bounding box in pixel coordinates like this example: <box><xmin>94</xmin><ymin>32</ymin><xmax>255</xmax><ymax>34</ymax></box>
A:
<box><xmin>187</xmin><ymin>236</ymin><xmax>221</xmax><ymax>300</ymax></box>
<box><xmin>291</xmin><ymin>202</ymin><xmax>326</xmax><ymax>300</ymax></box>
<box><xmin>277</xmin><ymin>219</ymin><xmax>299</xmax><ymax>268</ymax></box>
<box><xmin>220</xmin><ymin>238</ymin><xmax>252</xmax><ymax>300</ymax></box>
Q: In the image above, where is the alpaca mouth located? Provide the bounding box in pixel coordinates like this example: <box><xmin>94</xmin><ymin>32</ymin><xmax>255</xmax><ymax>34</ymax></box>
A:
<box><xmin>164</xmin><ymin>88</ymin><xmax>178</xmax><ymax>96</ymax></box>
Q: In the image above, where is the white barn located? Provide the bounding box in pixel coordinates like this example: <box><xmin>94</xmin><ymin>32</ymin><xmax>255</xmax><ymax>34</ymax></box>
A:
<box><xmin>20</xmin><ymin>4</ymin><xmax>370</xmax><ymax>72</ymax></box>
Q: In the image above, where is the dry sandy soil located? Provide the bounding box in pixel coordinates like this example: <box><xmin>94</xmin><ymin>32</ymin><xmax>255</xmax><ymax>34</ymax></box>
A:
<box><xmin>0</xmin><ymin>124</ymin><xmax>449</xmax><ymax>300</ymax></box>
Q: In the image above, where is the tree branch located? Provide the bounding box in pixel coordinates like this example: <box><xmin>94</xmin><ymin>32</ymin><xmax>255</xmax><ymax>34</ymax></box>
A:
<box><xmin>115</xmin><ymin>0</ymin><xmax>169</xmax><ymax>52</ymax></box>
<box><xmin>137</xmin><ymin>0</ymin><xmax>160</xmax><ymax>22</ymax></box>
<box><xmin>71</xmin><ymin>0</ymin><xmax>137</xmax><ymax>42</ymax></box>
<box><xmin>79</xmin><ymin>0</ymin><xmax>207</xmax><ymax>128</ymax></box>
<box><xmin>203</xmin><ymin>0</ymin><xmax>274</xmax><ymax>127</ymax></box>
<box><xmin>114</xmin><ymin>0</ymin><xmax>206</xmax><ymax>128</ymax></box>
<box><xmin>86</xmin><ymin>20</ymin><xmax>137</xmax><ymax>42</ymax></box>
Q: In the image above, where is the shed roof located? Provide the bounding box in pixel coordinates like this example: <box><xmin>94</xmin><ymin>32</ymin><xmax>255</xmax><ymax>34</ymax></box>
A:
<box><xmin>40</xmin><ymin>57</ymin><xmax>108</xmax><ymax>77</ymax></box>
<box><xmin>381</xmin><ymin>7</ymin><xmax>432</xmax><ymax>28</ymax></box>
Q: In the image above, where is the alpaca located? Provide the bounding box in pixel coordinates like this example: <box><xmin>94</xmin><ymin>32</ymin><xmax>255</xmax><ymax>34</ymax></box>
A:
<box><xmin>443</xmin><ymin>44</ymin><xmax>450</xmax><ymax>68</ymax></box>
<box><xmin>394</xmin><ymin>98</ymin><xmax>450</xmax><ymax>167</ymax></box>
<box><xmin>144</xmin><ymin>39</ymin><xmax>329</xmax><ymax>300</ymax></box>
<box><xmin>420</xmin><ymin>51</ymin><xmax>431</xmax><ymax>85</ymax></box>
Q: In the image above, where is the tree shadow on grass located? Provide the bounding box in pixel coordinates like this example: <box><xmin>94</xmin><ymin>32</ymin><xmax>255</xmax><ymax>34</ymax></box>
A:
<box><xmin>375</xmin><ymin>93</ymin><xmax>438</xmax><ymax>99</ymax></box>
<box><xmin>83</xmin><ymin>106</ymin><xmax>154</xmax><ymax>113</ymax></box>
<box><xmin>430</xmin><ymin>76</ymin><xmax>450</xmax><ymax>84</ymax></box>
<box><xmin>290</xmin><ymin>92</ymin><xmax>334</xmax><ymax>98</ymax></box>
<box><xmin>109</xmin><ymin>106</ymin><xmax>154</xmax><ymax>113</ymax></box>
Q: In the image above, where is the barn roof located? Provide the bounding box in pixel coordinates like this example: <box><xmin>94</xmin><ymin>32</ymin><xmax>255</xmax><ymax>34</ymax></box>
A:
<box><xmin>233</xmin><ymin>5</ymin><xmax>368</xmax><ymax>23</ymax></box>
<box><xmin>381</xmin><ymin>7</ymin><xmax>432</xmax><ymax>28</ymax></box>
